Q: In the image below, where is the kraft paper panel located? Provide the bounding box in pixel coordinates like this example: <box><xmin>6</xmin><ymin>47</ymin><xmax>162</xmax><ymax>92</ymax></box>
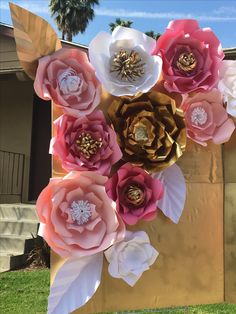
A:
<box><xmin>51</xmin><ymin>182</ymin><xmax>224</xmax><ymax>312</ymax></box>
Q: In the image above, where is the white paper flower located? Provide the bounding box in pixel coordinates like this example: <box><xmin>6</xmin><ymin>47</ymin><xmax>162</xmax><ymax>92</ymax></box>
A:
<box><xmin>104</xmin><ymin>231</ymin><xmax>158</xmax><ymax>286</ymax></box>
<box><xmin>88</xmin><ymin>26</ymin><xmax>162</xmax><ymax>96</ymax></box>
<box><xmin>218</xmin><ymin>60</ymin><xmax>236</xmax><ymax>117</ymax></box>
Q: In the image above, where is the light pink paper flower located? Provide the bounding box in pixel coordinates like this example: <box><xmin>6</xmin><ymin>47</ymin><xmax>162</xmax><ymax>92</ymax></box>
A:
<box><xmin>105</xmin><ymin>163</ymin><xmax>163</xmax><ymax>225</ymax></box>
<box><xmin>34</xmin><ymin>48</ymin><xmax>101</xmax><ymax>117</ymax></box>
<box><xmin>181</xmin><ymin>89</ymin><xmax>235</xmax><ymax>146</ymax></box>
<box><xmin>50</xmin><ymin>110</ymin><xmax>122</xmax><ymax>175</ymax></box>
<box><xmin>36</xmin><ymin>171</ymin><xmax>125</xmax><ymax>258</ymax></box>
<box><xmin>154</xmin><ymin>19</ymin><xmax>224</xmax><ymax>93</ymax></box>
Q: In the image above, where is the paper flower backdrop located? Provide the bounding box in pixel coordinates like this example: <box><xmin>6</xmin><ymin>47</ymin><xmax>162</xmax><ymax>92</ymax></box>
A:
<box><xmin>9</xmin><ymin>3</ymin><xmax>236</xmax><ymax>313</ymax></box>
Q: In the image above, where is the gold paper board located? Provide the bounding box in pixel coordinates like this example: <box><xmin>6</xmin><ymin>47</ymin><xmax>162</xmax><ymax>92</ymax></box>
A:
<box><xmin>224</xmin><ymin>121</ymin><xmax>236</xmax><ymax>184</ymax></box>
<box><xmin>224</xmin><ymin>129</ymin><xmax>236</xmax><ymax>303</ymax></box>
<box><xmin>51</xmin><ymin>96</ymin><xmax>225</xmax><ymax>312</ymax></box>
<box><xmin>51</xmin><ymin>183</ymin><xmax>224</xmax><ymax>313</ymax></box>
<box><xmin>224</xmin><ymin>183</ymin><xmax>236</xmax><ymax>303</ymax></box>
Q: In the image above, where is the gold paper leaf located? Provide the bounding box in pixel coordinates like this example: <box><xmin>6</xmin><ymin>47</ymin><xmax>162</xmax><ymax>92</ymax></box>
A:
<box><xmin>9</xmin><ymin>2</ymin><xmax>62</xmax><ymax>79</ymax></box>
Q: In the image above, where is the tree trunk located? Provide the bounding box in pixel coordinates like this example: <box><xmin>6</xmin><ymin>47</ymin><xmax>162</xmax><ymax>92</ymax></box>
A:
<box><xmin>66</xmin><ymin>32</ymin><xmax>73</xmax><ymax>42</ymax></box>
<box><xmin>62</xmin><ymin>30</ymin><xmax>65</xmax><ymax>40</ymax></box>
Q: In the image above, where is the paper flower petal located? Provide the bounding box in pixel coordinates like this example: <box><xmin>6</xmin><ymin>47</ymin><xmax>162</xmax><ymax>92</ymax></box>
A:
<box><xmin>227</xmin><ymin>97</ymin><xmax>236</xmax><ymax>117</ymax></box>
<box><xmin>48</xmin><ymin>253</ymin><xmax>103</xmax><ymax>314</ymax></box>
<box><xmin>154</xmin><ymin>164</ymin><xmax>186</xmax><ymax>224</ymax></box>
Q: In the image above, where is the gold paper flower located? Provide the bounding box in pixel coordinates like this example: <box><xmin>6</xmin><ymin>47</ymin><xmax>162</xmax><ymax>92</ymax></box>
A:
<box><xmin>108</xmin><ymin>91</ymin><xmax>186</xmax><ymax>173</ymax></box>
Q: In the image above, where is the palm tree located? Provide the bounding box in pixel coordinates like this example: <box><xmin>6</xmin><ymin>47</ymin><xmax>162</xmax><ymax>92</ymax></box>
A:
<box><xmin>49</xmin><ymin>0</ymin><xmax>99</xmax><ymax>42</ymax></box>
<box><xmin>145</xmin><ymin>31</ymin><xmax>161</xmax><ymax>40</ymax></box>
<box><xmin>109</xmin><ymin>18</ymin><xmax>133</xmax><ymax>32</ymax></box>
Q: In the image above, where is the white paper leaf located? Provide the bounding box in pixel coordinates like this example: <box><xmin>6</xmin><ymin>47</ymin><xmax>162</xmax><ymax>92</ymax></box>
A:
<box><xmin>154</xmin><ymin>164</ymin><xmax>186</xmax><ymax>224</ymax></box>
<box><xmin>38</xmin><ymin>223</ymin><xmax>45</xmax><ymax>237</ymax></box>
<box><xmin>48</xmin><ymin>253</ymin><xmax>103</xmax><ymax>314</ymax></box>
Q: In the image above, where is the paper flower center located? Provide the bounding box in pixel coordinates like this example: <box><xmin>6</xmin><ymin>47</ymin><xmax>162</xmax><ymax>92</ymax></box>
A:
<box><xmin>134</xmin><ymin>126</ymin><xmax>148</xmax><ymax>142</ymax></box>
<box><xmin>69</xmin><ymin>200</ymin><xmax>92</xmax><ymax>225</ymax></box>
<box><xmin>76</xmin><ymin>132</ymin><xmax>102</xmax><ymax>159</ymax></box>
<box><xmin>177</xmin><ymin>52</ymin><xmax>197</xmax><ymax>72</ymax></box>
<box><xmin>125</xmin><ymin>185</ymin><xmax>145</xmax><ymax>206</ymax></box>
<box><xmin>191</xmin><ymin>106</ymin><xmax>208</xmax><ymax>126</ymax></box>
<box><xmin>110</xmin><ymin>49</ymin><xmax>145</xmax><ymax>82</ymax></box>
<box><xmin>58</xmin><ymin>68</ymin><xmax>82</xmax><ymax>94</ymax></box>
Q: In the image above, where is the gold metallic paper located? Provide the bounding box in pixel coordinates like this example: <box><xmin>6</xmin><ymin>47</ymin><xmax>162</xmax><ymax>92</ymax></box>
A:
<box><xmin>10</xmin><ymin>2</ymin><xmax>62</xmax><ymax>79</ymax></box>
<box><xmin>108</xmin><ymin>91</ymin><xmax>186</xmax><ymax>173</ymax></box>
<box><xmin>110</xmin><ymin>49</ymin><xmax>145</xmax><ymax>81</ymax></box>
<box><xmin>177</xmin><ymin>52</ymin><xmax>197</xmax><ymax>72</ymax></box>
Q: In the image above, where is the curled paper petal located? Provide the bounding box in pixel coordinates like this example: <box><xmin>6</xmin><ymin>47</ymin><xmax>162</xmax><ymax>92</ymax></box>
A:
<box><xmin>108</xmin><ymin>91</ymin><xmax>186</xmax><ymax>173</ymax></box>
<box><xmin>48</xmin><ymin>253</ymin><xmax>103</xmax><ymax>314</ymax></box>
<box><xmin>105</xmin><ymin>163</ymin><xmax>163</xmax><ymax>225</ymax></box>
<box><xmin>154</xmin><ymin>164</ymin><xmax>186</xmax><ymax>224</ymax></box>
<box><xmin>153</xmin><ymin>19</ymin><xmax>224</xmax><ymax>93</ymax></box>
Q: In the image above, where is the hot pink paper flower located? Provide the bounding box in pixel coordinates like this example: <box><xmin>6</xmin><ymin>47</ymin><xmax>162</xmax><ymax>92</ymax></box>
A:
<box><xmin>181</xmin><ymin>89</ymin><xmax>235</xmax><ymax>146</ymax></box>
<box><xmin>34</xmin><ymin>48</ymin><xmax>101</xmax><ymax>117</ymax></box>
<box><xmin>105</xmin><ymin>163</ymin><xmax>163</xmax><ymax>225</ymax></box>
<box><xmin>36</xmin><ymin>171</ymin><xmax>125</xmax><ymax>258</ymax></box>
<box><xmin>50</xmin><ymin>110</ymin><xmax>122</xmax><ymax>175</ymax></box>
<box><xmin>154</xmin><ymin>20</ymin><xmax>224</xmax><ymax>94</ymax></box>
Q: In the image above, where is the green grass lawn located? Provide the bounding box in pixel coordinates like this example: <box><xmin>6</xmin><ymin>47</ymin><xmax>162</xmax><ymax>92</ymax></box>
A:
<box><xmin>0</xmin><ymin>269</ymin><xmax>235</xmax><ymax>314</ymax></box>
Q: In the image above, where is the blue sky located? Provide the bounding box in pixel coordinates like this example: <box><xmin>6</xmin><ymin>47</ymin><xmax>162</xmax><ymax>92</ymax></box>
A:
<box><xmin>1</xmin><ymin>0</ymin><xmax>236</xmax><ymax>48</ymax></box>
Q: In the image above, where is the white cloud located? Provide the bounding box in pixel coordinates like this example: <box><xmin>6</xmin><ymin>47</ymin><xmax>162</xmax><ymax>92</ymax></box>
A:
<box><xmin>213</xmin><ymin>6</ymin><xmax>236</xmax><ymax>15</ymax></box>
<box><xmin>0</xmin><ymin>1</ymin><xmax>49</xmax><ymax>14</ymax></box>
<box><xmin>95</xmin><ymin>7</ymin><xmax>236</xmax><ymax>22</ymax></box>
<box><xmin>1</xmin><ymin>1</ymin><xmax>236</xmax><ymax>22</ymax></box>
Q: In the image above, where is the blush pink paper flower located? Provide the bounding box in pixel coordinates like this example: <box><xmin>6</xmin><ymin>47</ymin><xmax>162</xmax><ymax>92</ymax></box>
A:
<box><xmin>181</xmin><ymin>89</ymin><xmax>235</xmax><ymax>146</ymax></box>
<box><xmin>105</xmin><ymin>163</ymin><xmax>163</xmax><ymax>225</ymax></box>
<box><xmin>36</xmin><ymin>171</ymin><xmax>125</xmax><ymax>258</ymax></box>
<box><xmin>34</xmin><ymin>48</ymin><xmax>101</xmax><ymax>117</ymax></box>
<box><xmin>50</xmin><ymin>110</ymin><xmax>122</xmax><ymax>175</ymax></box>
<box><xmin>153</xmin><ymin>19</ymin><xmax>224</xmax><ymax>94</ymax></box>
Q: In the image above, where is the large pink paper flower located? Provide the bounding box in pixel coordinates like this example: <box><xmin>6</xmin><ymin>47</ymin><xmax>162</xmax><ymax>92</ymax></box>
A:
<box><xmin>34</xmin><ymin>48</ymin><xmax>101</xmax><ymax>117</ymax></box>
<box><xmin>36</xmin><ymin>171</ymin><xmax>125</xmax><ymax>258</ymax></box>
<box><xmin>50</xmin><ymin>110</ymin><xmax>122</xmax><ymax>175</ymax></box>
<box><xmin>181</xmin><ymin>89</ymin><xmax>235</xmax><ymax>146</ymax></box>
<box><xmin>105</xmin><ymin>163</ymin><xmax>163</xmax><ymax>225</ymax></box>
<box><xmin>154</xmin><ymin>20</ymin><xmax>224</xmax><ymax>93</ymax></box>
